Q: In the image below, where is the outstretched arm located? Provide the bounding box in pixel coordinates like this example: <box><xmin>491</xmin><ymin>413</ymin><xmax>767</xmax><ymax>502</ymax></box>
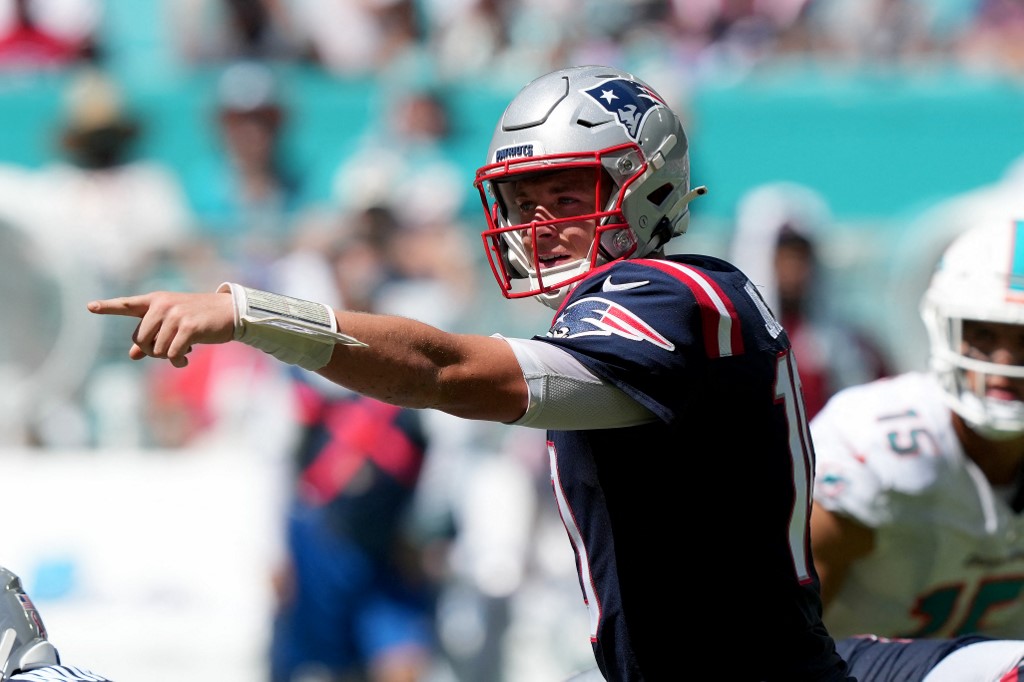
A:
<box><xmin>87</xmin><ymin>289</ymin><xmax>529</xmax><ymax>423</ymax></box>
<box><xmin>324</xmin><ymin>308</ymin><xmax>528</xmax><ymax>421</ymax></box>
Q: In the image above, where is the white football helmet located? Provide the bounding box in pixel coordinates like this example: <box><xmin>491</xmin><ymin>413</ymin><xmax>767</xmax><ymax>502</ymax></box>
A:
<box><xmin>474</xmin><ymin>65</ymin><xmax>706</xmax><ymax>309</ymax></box>
<box><xmin>920</xmin><ymin>219</ymin><xmax>1024</xmax><ymax>438</ymax></box>
<box><xmin>0</xmin><ymin>567</ymin><xmax>59</xmax><ymax>679</ymax></box>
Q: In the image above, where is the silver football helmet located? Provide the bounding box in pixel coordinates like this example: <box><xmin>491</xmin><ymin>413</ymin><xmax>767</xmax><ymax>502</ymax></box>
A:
<box><xmin>920</xmin><ymin>219</ymin><xmax>1024</xmax><ymax>438</ymax></box>
<box><xmin>474</xmin><ymin>65</ymin><xmax>706</xmax><ymax>309</ymax></box>
<box><xmin>0</xmin><ymin>567</ymin><xmax>59</xmax><ymax>679</ymax></box>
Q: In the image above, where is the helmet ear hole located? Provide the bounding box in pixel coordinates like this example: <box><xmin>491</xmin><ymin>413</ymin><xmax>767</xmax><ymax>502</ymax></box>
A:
<box><xmin>645</xmin><ymin>182</ymin><xmax>674</xmax><ymax>207</ymax></box>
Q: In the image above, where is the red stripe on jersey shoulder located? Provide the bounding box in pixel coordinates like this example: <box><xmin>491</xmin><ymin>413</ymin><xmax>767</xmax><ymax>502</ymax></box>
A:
<box><xmin>634</xmin><ymin>258</ymin><xmax>745</xmax><ymax>358</ymax></box>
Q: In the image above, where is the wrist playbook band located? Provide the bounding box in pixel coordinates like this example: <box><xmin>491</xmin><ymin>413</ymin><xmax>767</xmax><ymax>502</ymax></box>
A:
<box><xmin>217</xmin><ymin>282</ymin><xmax>367</xmax><ymax>371</ymax></box>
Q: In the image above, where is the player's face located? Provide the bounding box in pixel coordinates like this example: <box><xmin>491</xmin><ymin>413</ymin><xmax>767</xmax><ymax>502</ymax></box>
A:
<box><xmin>509</xmin><ymin>168</ymin><xmax>606</xmax><ymax>270</ymax></box>
<box><xmin>962</xmin><ymin>320</ymin><xmax>1024</xmax><ymax>399</ymax></box>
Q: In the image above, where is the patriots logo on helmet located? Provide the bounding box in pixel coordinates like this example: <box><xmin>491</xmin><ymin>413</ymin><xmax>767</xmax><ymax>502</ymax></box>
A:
<box><xmin>547</xmin><ymin>296</ymin><xmax>674</xmax><ymax>350</ymax></box>
<box><xmin>582</xmin><ymin>78</ymin><xmax>666</xmax><ymax>141</ymax></box>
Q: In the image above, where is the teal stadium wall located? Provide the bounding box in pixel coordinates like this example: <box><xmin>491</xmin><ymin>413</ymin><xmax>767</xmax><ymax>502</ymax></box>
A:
<box><xmin>2</xmin><ymin>63</ymin><xmax>1022</xmax><ymax>223</ymax></box>
<box><xmin>2</xmin><ymin>57</ymin><xmax>1023</xmax><ymax>372</ymax></box>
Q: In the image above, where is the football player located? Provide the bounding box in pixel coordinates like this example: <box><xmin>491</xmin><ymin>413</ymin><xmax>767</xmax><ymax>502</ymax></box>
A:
<box><xmin>811</xmin><ymin>218</ymin><xmax>1024</xmax><ymax>640</ymax></box>
<box><xmin>0</xmin><ymin>566</ymin><xmax>111</xmax><ymax>682</ymax></box>
<box><xmin>837</xmin><ymin>633</ymin><xmax>1024</xmax><ymax>681</ymax></box>
<box><xmin>89</xmin><ymin>65</ymin><xmax>852</xmax><ymax>681</ymax></box>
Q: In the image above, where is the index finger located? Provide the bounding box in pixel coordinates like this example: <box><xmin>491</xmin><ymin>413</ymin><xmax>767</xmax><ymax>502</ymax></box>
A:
<box><xmin>87</xmin><ymin>295</ymin><xmax>153</xmax><ymax>318</ymax></box>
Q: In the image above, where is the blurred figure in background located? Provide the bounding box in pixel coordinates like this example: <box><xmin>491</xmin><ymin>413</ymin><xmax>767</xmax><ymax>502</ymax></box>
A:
<box><xmin>17</xmin><ymin>67</ymin><xmax>194</xmax><ymax>293</ymax></box>
<box><xmin>0</xmin><ymin>66</ymin><xmax>194</xmax><ymax>447</ymax></box>
<box><xmin>143</xmin><ymin>60</ymin><xmax>318</xmax><ymax>451</ymax></box>
<box><xmin>331</xmin><ymin>84</ymin><xmax>469</xmax><ymax>234</ymax></box>
<box><xmin>264</xmin><ymin>207</ymin><xmax>455</xmax><ymax>682</ymax></box>
<box><xmin>269</xmin><ymin>364</ymin><xmax>442</xmax><ymax>682</ymax></box>
<box><xmin>423</xmin><ymin>0</ymin><xmax>509</xmax><ymax>83</ymax></box>
<box><xmin>0</xmin><ymin>0</ymin><xmax>101</xmax><ymax>71</ymax></box>
<box><xmin>728</xmin><ymin>181</ymin><xmax>891</xmax><ymax>418</ymax></box>
<box><xmin>168</xmin><ymin>0</ymin><xmax>302</xmax><ymax>65</ymax></box>
<box><xmin>285</xmin><ymin>0</ymin><xmax>425</xmax><ymax>79</ymax></box>
<box><xmin>328</xmin><ymin>84</ymin><xmax>481</xmax><ymax>336</ymax></box>
<box><xmin>187</xmin><ymin>60</ymin><xmax>308</xmax><ymax>288</ymax></box>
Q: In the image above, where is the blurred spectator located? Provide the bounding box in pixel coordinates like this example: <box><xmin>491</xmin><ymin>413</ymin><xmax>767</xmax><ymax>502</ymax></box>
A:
<box><xmin>796</xmin><ymin>0</ymin><xmax>939</xmax><ymax>66</ymax></box>
<box><xmin>954</xmin><ymin>0</ymin><xmax>1024</xmax><ymax>77</ymax></box>
<box><xmin>270</xmin><ymin>372</ymin><xmax>443</xmax><ymax>682</ymax></box>
<box><xmin>0</xmin><ymin>67</ymin><xmax>194</xmax><ymax>291</ymax></box>
<box><xmin>0</xmin><ymin>66</ymin><xmax>195</xmax><ymax>447</ymax></box>
<box><xmin>168</xmin><ymin>0</ymin><xmax>302</xmax><ymax>65</ymax></box>
<box><xmin>186</xmin><ymin>60</ymin><xmax>307</xmax><ymax>287</ymax></box>
<box><xmin>285</xmin><ymin>0</ymin><xmax>427</xmax><ymax>79</ymax></box>
<box><xmin>419</xmin><ymin>0</ymin><xmax>512</xmax><ymax>82</ymax></box>
<box><xmin>257</xmin><ymin>207</ymin><xmax>457</xmax><ymax>682</ymax></box>
<box><xmin>0</xmin><ymin>0</ymin><xmax>101</xmax><ymax>70</ymax></box>
<box><xmin>331</xmin><ymin>85</ymin><xmax>469</xmax><ymax>234</ymax></box>
<box><xmin>728</xmin><ymin>181</ymin><xmax>892</xmax><ymax>418</ymax></box>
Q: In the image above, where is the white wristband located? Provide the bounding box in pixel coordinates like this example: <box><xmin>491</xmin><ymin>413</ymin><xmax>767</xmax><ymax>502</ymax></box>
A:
<box><xmin>217</xmin><ymin>282</ymin><xmax>367</xmax><ymax>371</ymax></box>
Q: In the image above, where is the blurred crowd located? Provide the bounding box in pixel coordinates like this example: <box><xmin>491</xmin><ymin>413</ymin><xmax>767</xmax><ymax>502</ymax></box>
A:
<box><xmin>5</xmin><ymin>0</ymin><xmax>1024</xmax><ymax>87</ymax></box>
<box><xmin>1</xmin><ymin>0</ymin><xmax>1023</xmax><ymax>680</ymax></box>
<box><xmin>0</xmin><ymin>0</ymin><xmax>1019</xmax><ymax>448</ymax></box>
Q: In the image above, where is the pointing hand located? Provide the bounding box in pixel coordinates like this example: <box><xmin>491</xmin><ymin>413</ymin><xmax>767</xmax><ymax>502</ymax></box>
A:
<box><xmin>87</xmin><ymin>291</ymin><xmax>235</xmax><ymax>368</ymax></box>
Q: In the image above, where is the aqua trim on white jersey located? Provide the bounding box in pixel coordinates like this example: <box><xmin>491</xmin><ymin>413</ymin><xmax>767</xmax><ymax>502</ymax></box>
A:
<box><xmin>812</xmin><ymin>372</ymin><xmax>1024</xmax><ymax>639</ymax></box>
<box><xmin>1012</xmin><ymin>219</ymin><xmax>1024</xmax><ymax>298</ymax></box>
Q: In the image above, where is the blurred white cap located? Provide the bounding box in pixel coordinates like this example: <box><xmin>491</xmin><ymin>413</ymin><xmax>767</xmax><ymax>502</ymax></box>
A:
<box><xmin>217</xmin><ymin>61</ymin><xmax>280</xmax><ymax>113</ymax></box>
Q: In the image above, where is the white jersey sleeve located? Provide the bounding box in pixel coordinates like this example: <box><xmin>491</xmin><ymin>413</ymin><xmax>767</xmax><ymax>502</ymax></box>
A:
<box><xmin>812</xmin><ymin>372</ymin><xmax>956</xmax><ymax>528</ymax></box>
<box><xmin>811</xmin><ymin>372</ymin><xmax>1024</xmax><ymax>639</ymax></box>
<box><xmin>922</xmin><ymin>639</ymin><xmax>1024</xmax><ymax>682</ymax></box>
<box><xmin>496</xmin><ymin>335</ymin><xmax>657</xmax><ymax>430</ymax></box>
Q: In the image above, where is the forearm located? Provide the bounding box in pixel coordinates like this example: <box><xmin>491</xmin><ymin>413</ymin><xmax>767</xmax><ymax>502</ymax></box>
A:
<box><xmin>322</xmin><ymin>310</ymin><xmax>528</xmax><ymax>422</ymax></box>
<box><xmin>86</xmin><ymin>286</ymin><xmax>530</xmax><ymax>423</ymax></box>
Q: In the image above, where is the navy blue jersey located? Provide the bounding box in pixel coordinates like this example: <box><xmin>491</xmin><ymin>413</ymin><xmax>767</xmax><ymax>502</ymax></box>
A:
<box><xmin>290</xmin><ymin>377</ymin><xmax>430</xmax><ymax>560</ymax></box>
<box><xmin>837</xmin><ymin>635</ymin><xmax>990</xmax><ymax>682</ymax></box>
<box><xmin>534</xmin><ymin>255</ymin><xmax>852</xmax><ymax>681</ymax></box>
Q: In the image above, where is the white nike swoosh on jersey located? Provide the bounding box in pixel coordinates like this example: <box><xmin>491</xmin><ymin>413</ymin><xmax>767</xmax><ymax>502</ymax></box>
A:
<box><xmin>602</xmin><ymin>277</ymin><xmax>650</xmax><ymax>292</ymax></box>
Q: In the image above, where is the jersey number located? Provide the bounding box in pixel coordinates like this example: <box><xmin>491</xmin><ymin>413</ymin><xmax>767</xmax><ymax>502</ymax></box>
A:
<box><xmin>775</xmin><ymin>351</ymin><xmax>815</xmax><ymax>584</ymax></box>
<box><xmin>547</xmin><ymin>350</ymin><xmax>818</xmax><ymax>640</ymax></box>
<box><xmin>903</xmin><ymin>578</ymin><xmax>1024</xmax><ymax>637</ymax></box>
<box><xmin>879</xmin><ymin>413</ymin><xmax>1024</xmax><ymax>635</ymax></box>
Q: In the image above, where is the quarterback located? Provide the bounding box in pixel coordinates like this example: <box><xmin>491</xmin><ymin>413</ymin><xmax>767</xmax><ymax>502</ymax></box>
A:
<box><xmin>90</xmin><ymin>66</ymin><xmax>852</xmax><ymax>681</ymax></box>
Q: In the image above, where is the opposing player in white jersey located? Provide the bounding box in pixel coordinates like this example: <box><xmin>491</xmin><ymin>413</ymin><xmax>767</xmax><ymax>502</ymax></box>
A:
<box><xmin>837</xmin><ymin>633</ymin><xmax>1024</xmax><ymax>682</ymax></box>
<box><xmin>811</xmin><ymin>218</ymin><xmax>1024</xmax><ymax>640</ymax></box>
<box><xmin>0</xmin><ymin>566</ymin><xmax>112</xmax><ymax>682</ymax></box>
